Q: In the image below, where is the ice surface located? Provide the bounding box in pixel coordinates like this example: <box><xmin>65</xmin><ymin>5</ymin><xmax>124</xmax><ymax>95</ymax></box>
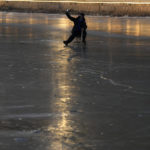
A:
<box><xmin>0</xmin><ymin>12</ymin><xmax>150</xmax><ymax>150</ymax></box>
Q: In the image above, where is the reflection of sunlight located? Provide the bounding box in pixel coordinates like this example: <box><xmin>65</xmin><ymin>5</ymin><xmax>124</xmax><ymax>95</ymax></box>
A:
<box><xmin>126</xmin><ymin>20</ymin><xmax>141</xmax><ymax>36</ymax></box>
<box><xmin>107</xmin><ymin>19</ymin><xmax>112</xmax><ymax>32</ymax></box>
<box><xmin>88</xmin><ymin>16</ymin><xmax>150</xmax><ymax>37</ymax></box>
<box><xmin>59</xmin><ymin>113</ymin><xmax>67</xmax><ymax>129</ymax></box>
<box><xmin>48</xmin><ymin>41</ymin><xmax>74</xmax><ymax>150</ymax></box>
<box><xmin>135</xmin><ymin>20</ymin><xmax>140</xmax><ymax>36</ymax></box>
<box><xmin>29</xmin><ymin>17</ymin><xmax>33</xmax><ymax>24</ymax></box>
<box><xmin>57</xmin><ymin>17</ymin><xmax>70</xmax><ymax>29</ymax></box>
<box><xmin>126</xmin><ymin>19</ymin><xmax>131</xmax><ymax>36</ymax></box>
<box><xmin>107</xmin><ymin>19</ymin><xmax>122</xmax><ymax>34</ymax></box>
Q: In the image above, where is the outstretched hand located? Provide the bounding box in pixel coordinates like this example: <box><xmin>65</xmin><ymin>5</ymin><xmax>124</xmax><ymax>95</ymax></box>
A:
<box><xmin>66</xmin><ymin>9</ymin><xmax>71</xmax><ymax>13</ymax></box>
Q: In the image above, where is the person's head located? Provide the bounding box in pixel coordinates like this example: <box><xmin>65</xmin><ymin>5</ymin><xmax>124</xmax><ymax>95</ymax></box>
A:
<box><xmin>78</xmin><ymin>13</ymin><xmax>85</xmax><ymax>21</ymax></box>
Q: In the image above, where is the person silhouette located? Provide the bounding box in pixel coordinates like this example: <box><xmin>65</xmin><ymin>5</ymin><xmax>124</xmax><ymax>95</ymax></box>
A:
<box><xmin>63</xmin><ymin>9</ymin><xmax>87</xmax><ymax>46</ymax></box>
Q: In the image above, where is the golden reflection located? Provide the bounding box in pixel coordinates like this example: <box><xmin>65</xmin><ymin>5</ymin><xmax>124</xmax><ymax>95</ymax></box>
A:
<box><xmin>48</xmin><ymin>38</ymin><xmax>74</xmax><ymax>149</ymax></box>
<box><xmin>2</xmin><ymin>11</ymin><xmax>150</xmax><ymax>37</ymax></box>
<box><xmin>126</xmin><ymin>19</ymin><xmax>131</xmax><ymax>36</ymax></box>
<box><xmin>126</xmin><ymin>19</ymin><xmax>141</xmax><ymax>36</ymax></box>
<box><xmin>134</xmin><ymin>20</ymin><xmax>140</xmax><ymax>36</ymax></box>
<box><xmin>107</xmin><ymin>19</ymin><xmax>112</xmax><ymax>32</ymax></box>
<box><xmin>57</xmin><ymin>17</ymin><xmax>71</xmax><ymax>29</ymax></box>
<box><xmin>88</xmin><ymin>17</ymin><xmax>150</xmax><ymax>37</ymax></box>
<box><xmin>29</xmin><ymin>17</ymin><xmax>33</xmax><ymax>24</ymax></box>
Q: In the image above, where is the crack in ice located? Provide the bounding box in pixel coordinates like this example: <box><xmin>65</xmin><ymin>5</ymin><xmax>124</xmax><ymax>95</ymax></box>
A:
<box><xmin>100</xmin><ymin>74</ymin><xmax>132</xmax><ymax>89</ymax></box>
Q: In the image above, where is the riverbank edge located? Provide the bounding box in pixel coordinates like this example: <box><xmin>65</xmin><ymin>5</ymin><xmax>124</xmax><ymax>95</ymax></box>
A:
<box><xmin>1</xmin><ymin>1</ymin><xmax>150</xmax><ymax>16</ymax></box>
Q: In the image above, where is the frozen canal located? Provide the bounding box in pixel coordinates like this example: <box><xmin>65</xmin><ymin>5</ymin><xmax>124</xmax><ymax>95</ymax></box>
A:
<box><xmin>0</xmin><ymin>12</ymin><xmax>150</xmax><ymax>150</ymax></box>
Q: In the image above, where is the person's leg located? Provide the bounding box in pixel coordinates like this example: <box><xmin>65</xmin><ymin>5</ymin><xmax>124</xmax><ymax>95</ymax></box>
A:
<box><xmin>67</xmin><ymin>34</ymin><xmax>76</xmax><ymax>43</ymax></box>
<box><xmin>82</xmin><ymin>29</ymin><xmax>87</xmax><ymax>44</ymax></box>
<box><xmin>76</xmin><ymin>33</ymin><xmax>81</xmax><ymax>42</ymax></box>
<box><xmin>64</xmin><ymin>33</ymin><xmax>76</xmax><ymax>46</ymax></box>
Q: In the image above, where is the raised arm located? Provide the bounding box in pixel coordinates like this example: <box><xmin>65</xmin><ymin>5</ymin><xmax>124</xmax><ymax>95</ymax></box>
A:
<box><xmin>65</xmin><ymin>11</ymin><xmax>76</xmax><ymax>22</ymax></box>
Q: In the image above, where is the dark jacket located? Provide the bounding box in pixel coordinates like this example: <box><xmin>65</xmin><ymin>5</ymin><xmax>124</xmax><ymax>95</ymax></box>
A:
<box><xmin>66</xmin><ymin>12</ymin><xmax>87</xmax><ymax>37</ymax></box>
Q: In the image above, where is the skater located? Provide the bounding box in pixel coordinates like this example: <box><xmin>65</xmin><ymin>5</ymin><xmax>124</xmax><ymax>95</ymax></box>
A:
<box><xmin>63</xmin><ymin>9</ymin><xmax>87</xmax><ymax>46</ymax></box>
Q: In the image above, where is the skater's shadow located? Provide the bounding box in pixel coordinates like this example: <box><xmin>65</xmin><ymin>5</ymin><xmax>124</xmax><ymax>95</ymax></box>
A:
<box><xmin>67</xmin><ymin>43</ymin><xmax>87</xmax><ymax>61</ymax></box>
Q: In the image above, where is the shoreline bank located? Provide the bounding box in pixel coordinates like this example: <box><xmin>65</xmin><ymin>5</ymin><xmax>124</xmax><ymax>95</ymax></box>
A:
<box><xmin>1</xmin><ymin>1</ymin><xmax>150</xmax><ymax>16</ymax></box>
